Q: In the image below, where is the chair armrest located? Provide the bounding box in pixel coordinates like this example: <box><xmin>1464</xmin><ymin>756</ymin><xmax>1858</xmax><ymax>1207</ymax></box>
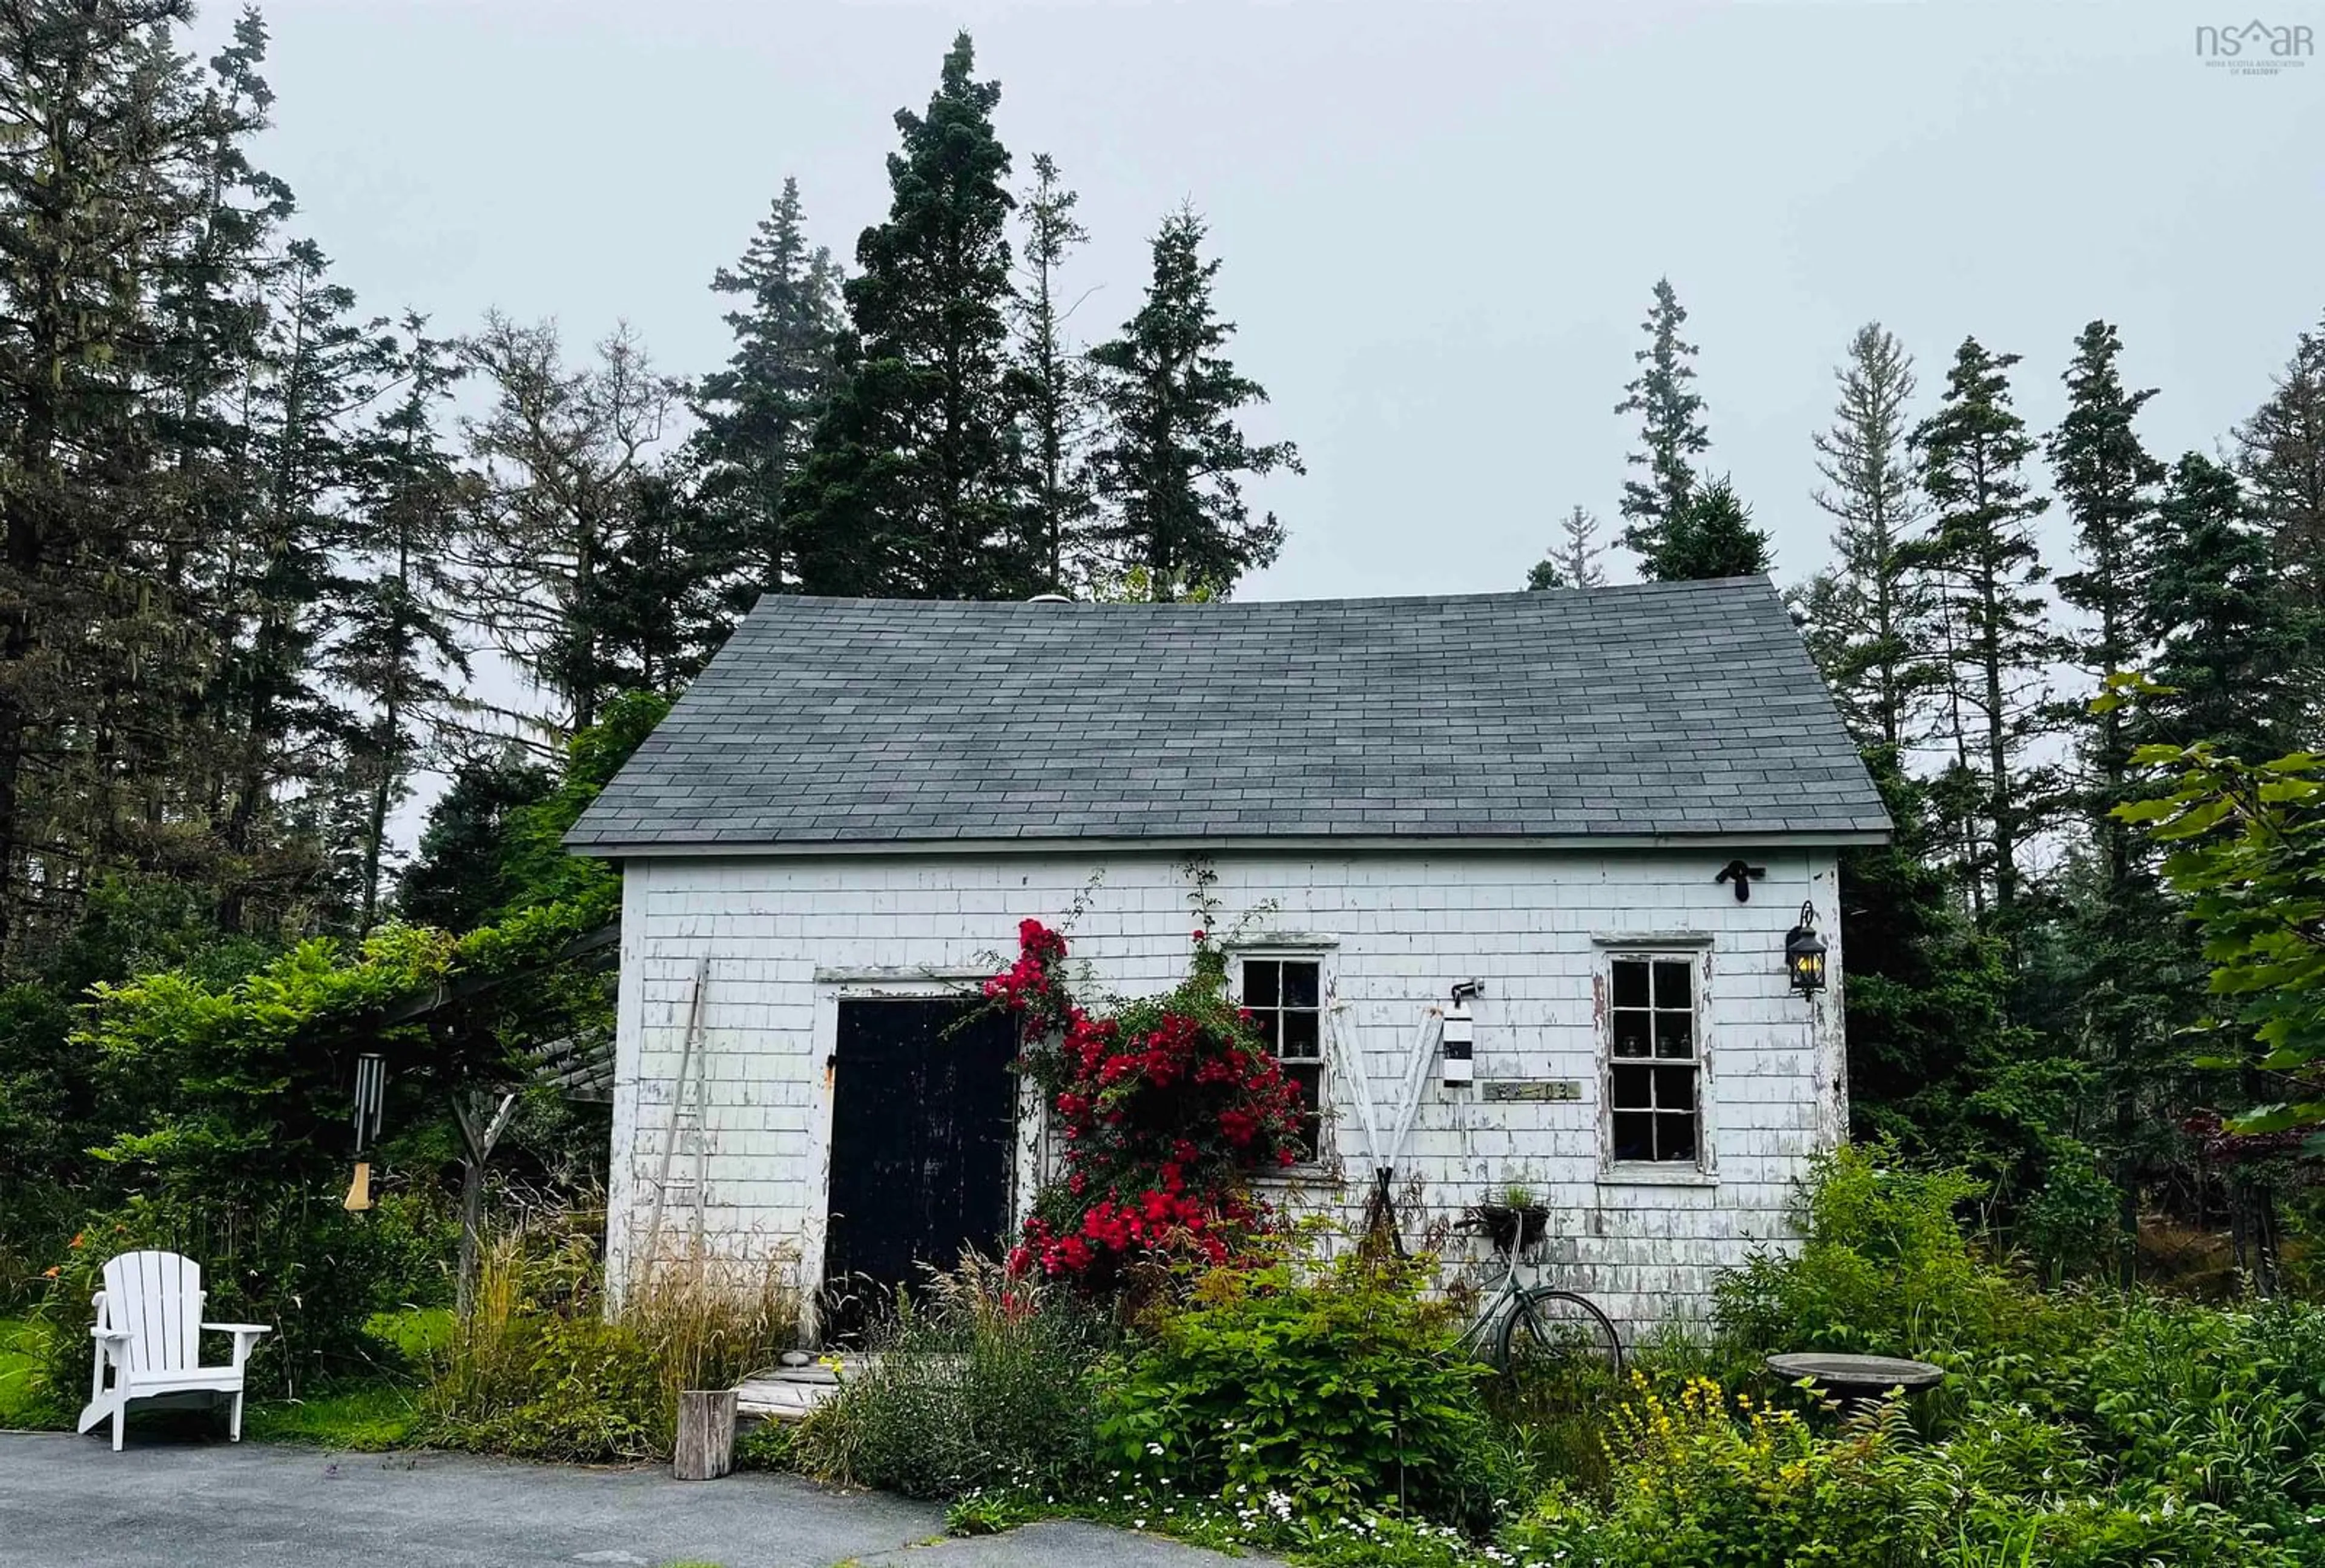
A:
<box><xmin>202</xmin><ymin>1323</ymin><xmax>272</xmax><ymax>1335</ymax></box>
<box><xmin>90</xmin><ymin>1326</ymin><xmax>130</xmax><ymax>1340</ymax></box>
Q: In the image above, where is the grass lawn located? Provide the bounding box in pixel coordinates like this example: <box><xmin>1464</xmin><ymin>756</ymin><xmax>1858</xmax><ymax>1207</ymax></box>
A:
<box><xmin>242</xmin><ymin>1379</ymin><xmax>424</xmax><ymax>1449</ymax></box>
<box><xmin>240</xmin><ymin>1305</ymin><xmax>449</xmax><ymax>1451</ymax></box>
<box><xmin>0</xmin><ymin>1313</ymin><xmax>42</xmax><ymax>1428</ymax></box>
<box><xmin>0</xmin><ymin>1303</ymin><xmax>452</xmax><ymax>1448</ymax></box>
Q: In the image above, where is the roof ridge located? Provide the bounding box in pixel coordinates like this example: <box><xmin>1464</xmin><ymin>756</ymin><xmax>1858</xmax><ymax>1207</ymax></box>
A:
<box><xmin>749</xmin><ymin>576</ymin><xmax>1773</xmax><ymax>616</ymax></box>
<box><xmin>569</xmin><ymin>576</ymin><xmax>1890</xmax><ymax>853</ymax></box>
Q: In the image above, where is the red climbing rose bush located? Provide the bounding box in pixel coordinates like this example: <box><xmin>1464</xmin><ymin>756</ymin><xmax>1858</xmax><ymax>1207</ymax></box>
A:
<box><xmin>986</xmin><ymin>920</ymin><xmax>1305</xmax><ymax>1293</ymax></box>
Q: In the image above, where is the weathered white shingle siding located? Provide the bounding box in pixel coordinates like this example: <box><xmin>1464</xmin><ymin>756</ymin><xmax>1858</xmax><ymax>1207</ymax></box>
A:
<box><xmin>607</xmin><ymin>846</ymin><xmax>1845</xmax><ymax>1335</ymax></box>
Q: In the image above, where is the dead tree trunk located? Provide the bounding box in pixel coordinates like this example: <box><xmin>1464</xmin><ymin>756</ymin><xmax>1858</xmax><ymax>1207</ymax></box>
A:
<box><xmin>453</xmin><ymin>1089</ymin><xmax>519</xmax><ymax>1319</ymax></box>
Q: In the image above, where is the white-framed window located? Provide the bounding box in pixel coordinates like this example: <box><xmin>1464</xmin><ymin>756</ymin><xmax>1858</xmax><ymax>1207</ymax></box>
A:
<box><xmin>1604</xmin><ymin>952</ymin><xmax>1704</xmax><ymax>1168</ymax></box>
<box><xmin>1235</xmin><ymin>952</ymin><xmax>1327</xmax><ymax>1159</ymax></box>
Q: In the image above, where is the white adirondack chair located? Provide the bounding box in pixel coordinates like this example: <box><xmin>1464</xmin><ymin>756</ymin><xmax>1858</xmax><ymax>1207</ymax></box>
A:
<box><xmin>76</xmin><ymin>1250</ymin><xmax>271</xmax><ymax>1451</ymax></box>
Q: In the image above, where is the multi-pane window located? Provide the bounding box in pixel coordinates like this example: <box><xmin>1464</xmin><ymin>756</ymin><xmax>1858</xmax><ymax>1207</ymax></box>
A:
<box><xmin>1241</xmin><ymin>957</ymin><xmax>1324</xmax><ymax>1158</ymax></box>
<box><xmin>1608</xmin><ymin>956</ymin><xmax>1701</xmax><ymax>1165</ymax></box>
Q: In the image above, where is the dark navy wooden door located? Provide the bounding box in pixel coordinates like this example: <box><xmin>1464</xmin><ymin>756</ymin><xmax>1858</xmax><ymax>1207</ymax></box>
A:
<box><xmin>821</xmin><ymin>998</ymin><xmax>1015</xmax><ymax>1337</ymax></box>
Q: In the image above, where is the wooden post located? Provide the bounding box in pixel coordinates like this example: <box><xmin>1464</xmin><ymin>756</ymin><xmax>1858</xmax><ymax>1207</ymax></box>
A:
<box><xmin>673</xmin><ymin>1388</ymin><xmax>737</xmax><ymax>1481</ymax></box>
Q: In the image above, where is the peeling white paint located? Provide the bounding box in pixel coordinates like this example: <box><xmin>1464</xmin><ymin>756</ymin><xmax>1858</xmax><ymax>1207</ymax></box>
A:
<box><xmin>604</xmin><ymin>848</ymin><xmax>1847</xmax><ymax>1334</ymax></box>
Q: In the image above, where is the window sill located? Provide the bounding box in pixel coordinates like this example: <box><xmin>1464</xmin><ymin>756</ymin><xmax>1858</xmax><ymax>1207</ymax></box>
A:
<box><xmin>1598</xmin><ymin>1165</ymin><xmax>1718</xmax><ymax>1188</ymax></box>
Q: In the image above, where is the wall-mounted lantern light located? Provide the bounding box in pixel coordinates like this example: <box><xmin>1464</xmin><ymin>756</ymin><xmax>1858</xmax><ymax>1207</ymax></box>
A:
<box><xmin>1442</xmin><ymin>980</ymin><xmax>1482</xmax><ymax>1085</ymax></box>
<box><xmin>1784</xmin><ymin>903</ymin><xmax>1828</xmax><ymax>995</ymax></box>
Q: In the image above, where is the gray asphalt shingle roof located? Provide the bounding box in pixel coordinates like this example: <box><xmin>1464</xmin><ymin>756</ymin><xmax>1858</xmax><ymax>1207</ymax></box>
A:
<box><xmin>565</xmin><ymin>578</ymin><xmax>1890</xmax><ymax>852</ymax></box>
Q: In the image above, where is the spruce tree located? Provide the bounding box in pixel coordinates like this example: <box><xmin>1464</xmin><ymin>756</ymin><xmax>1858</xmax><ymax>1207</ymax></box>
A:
<box><xmin>1839</xmin><ymin>753</ymin><xmax>2020</xmax><ymax>1159</ymax></box>
<box><xmin>0</xmin><ymin>0</ymin><xmax>278</xmax><ymax>964</ymax></box>
<box><xmin>689</xmin><ymin>177</ymin><xmax>842</xmax><ymax>622</ymax></box>
<box><xmin>1647</xmin><ymin>477</ymin><xmax>1769</xmax><ymax>581</ymax></box>
<box><xmin>787</xmin><ymin>33</ymin><xmax>1029</xmax><ymax>599</ymax></box>
<box><xmin>1009</xmin><ymin>153</ymin><xmax>1098</xmax><ymax>595</ymax></box>
<box><xmin>2143</xmin><ymin>453</ymin><xmax>2311</xmax><ymax>760</ymax></box>
<box><xmin>1914</xmin><ymin>337</ymin><xmax>2054</xmax><ymax>934</ymax></box>
<box><xmin>332</xmin><ymin>314</ymin><xmax>471</xmax><ymax>930</ymax></box>
<box><xmin>1088</xmin><ymin>206</ymin><xmax>1301</xmax><ymax>599</ymax></box>
<box><xmin>1614</xmin><ymin>278</ymin><xmax>1709</xmax><ymax>565</ymax></box>
<box><xmin>2053</xmin><ymin>320</ymin><xmax>2166</xmax><ymax>817</ymax></box>
<box><xmin>1806</xmin><ymin>324</ymin><xmax>1937</xmax><ymax>754</ymax></box>
<box><xmin>214</xmin><ymin>240</ymin><xmax>385</xmax><ymax>930</ymax></box>
<box><xmin>2048</xmin><ymin>320</ymin><xmax>2171</xmax><ymax>1273</ymax></box>
<box><xmin>589</xmin><ymin>464</ymin><xmax>722</xmax><ymax>696</ymax></box>
<box><xmin>2234</xmin><ymin>315</ymin><xmax>2325</xmax><ymax>713</ymax></box>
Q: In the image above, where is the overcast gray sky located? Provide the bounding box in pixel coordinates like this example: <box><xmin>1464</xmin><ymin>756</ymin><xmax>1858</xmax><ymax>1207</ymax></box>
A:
<box><xmin>222</xmin><ymin>0</ymin><xmax>2323</xmax><ymax>605</ymax></box>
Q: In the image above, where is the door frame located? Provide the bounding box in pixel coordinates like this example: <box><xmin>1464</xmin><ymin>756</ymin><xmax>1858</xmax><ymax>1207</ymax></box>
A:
<box><xmin>805</xmin><ymin>973</ymin><xmax>1031</xmax><ymax>1317</ymax></box>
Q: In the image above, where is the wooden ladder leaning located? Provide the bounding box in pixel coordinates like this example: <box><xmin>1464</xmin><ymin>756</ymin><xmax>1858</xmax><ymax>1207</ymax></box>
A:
<box><xmin>640</xmin><ymin>953</ymin><xmax>712</xmax><ymax>1271</ymax></box>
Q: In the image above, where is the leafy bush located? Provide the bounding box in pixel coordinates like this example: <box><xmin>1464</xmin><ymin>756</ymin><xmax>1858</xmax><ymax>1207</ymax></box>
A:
<box><xmin>792</xmin><ymin>1254</ymin><xmax>1106</xmax><ymax>1498</ymax></box>
<box><xmin>424</xmin><ymin>1224</ymin><xmax>796</xmax><ymax>1461</ymax></box>
<box><xmin>1715</xmin><ymin>1141</ymin><xmax>2017</xmax><ymax>1359</ymax></box>
<box><xmin>1503</xmin><ymin>1376</ymin><xmax>1950</xmax><ymax>1567</ymax></box>
<box><xmin>2014</xmin><ymin>1137</ymin><xmax>2125</xmax><ymax>1283</ymax></box>
<box><xmin>1097</xmin><ymin>1247</ymin><xmax>1494</xmax><ymax>1523</ymax></box>
<box><xmin>2073</xmin><ymin>1296</ymin><xmax>2325</xmax><ymax>1541</ymax></box>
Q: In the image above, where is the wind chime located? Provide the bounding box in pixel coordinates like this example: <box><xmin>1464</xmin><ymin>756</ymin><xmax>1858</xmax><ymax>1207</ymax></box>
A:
<box><xmin>343</xmin><ymin>1051</ymin><xmax>386</xmax><ymax>1211</ymax></box>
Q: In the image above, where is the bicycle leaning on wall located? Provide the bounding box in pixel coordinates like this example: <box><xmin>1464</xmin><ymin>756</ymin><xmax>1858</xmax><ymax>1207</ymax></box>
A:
<box><xmin>1450</xmin><ymin>1200</ymin><xmax>1625</xmax><ymax>1377</ymax></box>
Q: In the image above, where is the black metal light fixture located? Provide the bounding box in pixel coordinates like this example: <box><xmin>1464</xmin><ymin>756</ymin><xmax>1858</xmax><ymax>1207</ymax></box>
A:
<box><xmin>1784</xmin><ymin>903</ymin><xmax>1828</xmax><ymax>995</ymax></box>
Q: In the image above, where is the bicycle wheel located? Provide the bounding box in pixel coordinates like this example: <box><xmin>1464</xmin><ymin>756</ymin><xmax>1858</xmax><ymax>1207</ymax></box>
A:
<box><xmin>1496</xmin><ymin>1288</ymin><xmax>1624</xmax><ymax>1380</ymax></box>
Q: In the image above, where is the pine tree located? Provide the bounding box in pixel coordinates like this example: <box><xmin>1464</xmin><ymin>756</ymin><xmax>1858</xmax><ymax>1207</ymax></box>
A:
<box><xmin>332</xmin><ymin>314</ymin><xmax>471</xmax><ymax>930</ymax></box>
<box><xmin>1009</xmin><ymin>153</ymin><xmax>1098</xmax><ymax>595</ymax></box>
<box><xmin>1614</xmin><ymin>278</ymin><xmax>1709</xmax><ymax>565</ymax></box>
<box><xmin>1088</xmin><ymin>206</ymin><xmax>1301</xmax><ymax>600</ymax></box>
<box><xmin>1914</xmin><ymin>337</ymin><xmax>2054</xmax><ymax>933</ymax></box>
<box><xmin>689</xmin><ymin>176</ymin><xmax>842</xmax><ymax>624</ymax></box>
<box><xmin>787</xmin><ymin>33</ymin><xmax>1029</xmax><ymax>599</ymax></box>
<box><xmin>1528</xmin><ymin>506</ymin><xmax>1606</xmax><ymax>590</ymax></box>
<box><xmin>1806</xmin><ymin>324</ymin><xmax>1937</xmax><ymax>754</ymax></box>
<box><xmin>1647</xmin><ymin>477</ymin><xmax>1769</xmax><ymax>581</ymax></box>
<box><xmin>2048</xmin><ymin>320</ymin><xmax>2171</xmax><ymax>1274</ymax></box>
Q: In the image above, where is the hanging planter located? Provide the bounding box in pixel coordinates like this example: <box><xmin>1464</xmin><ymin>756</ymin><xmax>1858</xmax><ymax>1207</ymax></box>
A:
<box><xmin>1469</xmin><ymin>1200</ymin><xmax>1549</xmax><ymax>1257</ymax></box>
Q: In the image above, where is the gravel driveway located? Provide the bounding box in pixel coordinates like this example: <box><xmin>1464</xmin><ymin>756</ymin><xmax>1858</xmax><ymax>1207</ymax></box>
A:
<box><xmin>0</xmin><ymin>1431</ymin><xmax>1275</xmax><ymax>1568</ymax></box>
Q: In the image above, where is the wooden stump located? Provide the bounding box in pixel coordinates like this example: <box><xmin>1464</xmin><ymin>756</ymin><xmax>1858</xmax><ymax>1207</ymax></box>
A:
<box><xmin>673</xmin><ymin>1388</ymin><xmax>737</xmax><ymax>1481</ymax></box>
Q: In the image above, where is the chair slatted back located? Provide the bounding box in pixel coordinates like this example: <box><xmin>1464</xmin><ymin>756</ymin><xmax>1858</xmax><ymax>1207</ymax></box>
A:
<box><xmin>99</xmin><ymin>1250</ymin><xmax>202</xmax><ymax>1374</ymax></box>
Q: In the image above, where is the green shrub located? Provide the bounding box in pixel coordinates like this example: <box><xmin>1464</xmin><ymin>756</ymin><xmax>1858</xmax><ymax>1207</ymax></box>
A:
<box><xmin>1715</xmin><ymin>1141</ymin><xmax>2019</xmax><ymax>1360</ymax></box>
<box><xmin>1097</xmin><ymin>1247</ymin><xmax>1492</xmax><ymax>1523</ymax></box>
<box><xmin>2014</xmin><ymin>1138</ymin><xmax>2125</xmax><ymax>1284</ymax></box>
<box><xmin>2074</xmin><ymin>1296</ymin><xmax>2325</xmax><ymax>1541</ymax></box>
<box><xmin>791</xmin><ymin>1254</ymin><xmax>1105</xmax><ymax>1498</ymax></box>
<box><xmin>424</xmin><ymin>1224</ymin><xmax>797</xmax><ymax>1462</ymax></box>
<box><xmin>1948</xmin><ymin>1489</ymin><xmax>2292</xmax><ymax>1568</ymax></box>
<box><xmin>1502</xmin><ymin>1375</ymin><xmax>1951</xmax><ymax>1567</ymax></box>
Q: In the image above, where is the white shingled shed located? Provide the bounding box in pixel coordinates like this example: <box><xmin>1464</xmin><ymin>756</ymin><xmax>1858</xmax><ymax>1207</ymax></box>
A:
<box><xmin>566</xmin><ymin>579</ymin><xmax>1890</xmax><ymax>1337</ymax></box>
